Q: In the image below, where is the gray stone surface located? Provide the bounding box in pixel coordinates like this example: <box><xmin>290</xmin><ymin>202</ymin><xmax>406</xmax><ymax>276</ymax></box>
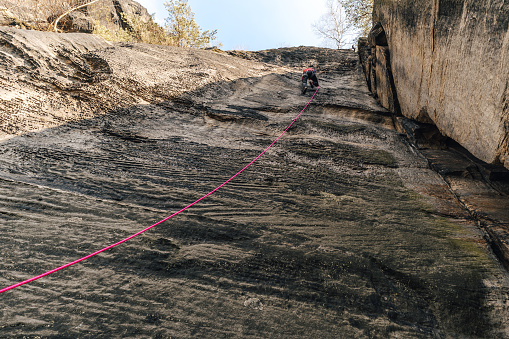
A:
<box><xmin>371</xmin><ymin>0</ymin><xmax>509</xmax><ymax>169</ymax></box>
<box><xmin>1</xmin><ymin>27</ymin><xmax>509</xmax><ymax>337</ymax></box>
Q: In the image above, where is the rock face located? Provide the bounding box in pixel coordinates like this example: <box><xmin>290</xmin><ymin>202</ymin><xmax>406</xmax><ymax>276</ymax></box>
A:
<box><xmin>363</xmin><ymin>0</ymin><xmax>509</xmax><ymax>169</ymax></box>
<box><xmin>0</xmin><ymin>26</ymin><xmax>279</xmax><ymax>138</ymax></box>
<box><xmin>0</xmin><ymin>0</ymin><xmax>151</xmax><ymax>32</ymax></box>
<box><xmin>1</xmin><ymin>27</ymin><xmax>509</xmax><ymax>337</ymax></box>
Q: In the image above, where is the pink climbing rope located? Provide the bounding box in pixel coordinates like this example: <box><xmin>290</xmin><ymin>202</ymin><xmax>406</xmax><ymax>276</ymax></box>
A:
<box><xmin>0</xmin><ymin>86</ymin><xmax>320</xmax><ymax>294</ymax></box>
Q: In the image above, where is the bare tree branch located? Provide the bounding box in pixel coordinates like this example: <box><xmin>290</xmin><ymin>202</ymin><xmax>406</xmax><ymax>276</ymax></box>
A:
<box><xmin>314</xmin><ymin>0</ymin><xmax>373</xmax><ymax>47</ymax></box>
<box><xmin>313</xmin><ymin>0</ymin><xmax>350</xmax><ymax>48</ymax></box>
<box><xmin>53</xmin><ymin>0</ymin><xmax>102</xmax><ymax>32</ymax></box>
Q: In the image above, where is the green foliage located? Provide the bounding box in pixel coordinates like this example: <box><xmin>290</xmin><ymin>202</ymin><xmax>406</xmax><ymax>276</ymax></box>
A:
<box><xmin>93</xmin><ymin>12</ymin><xmax>177</xmax><ymax>45</ymax></box>
<box><xmin>341</xmin><ymin>0</ymin><xmax>374</xmax><ymax>36</ymax></box>
<box><xmin>122</xmin><ymin>13</ymin><xmax>175</xmax><ymax>45</ymax></box>
<box><xmin>10</xmin><ymin>0</ymin><xmax>216</xmax><ymax>49</ymax></box>
<box><xmin>164</xmin><ymin>0</ymin><xmax>217</xmax><ymax>48</ymax></box>
<box><xmin>94</xmin><ymin>0</ymin><xmax>219</xmax><ymax>48</ymax></box>
<box><xmin>92</xmin><ymin>20</ymin><xmax>132</xmax><ymax>42</ymax></box>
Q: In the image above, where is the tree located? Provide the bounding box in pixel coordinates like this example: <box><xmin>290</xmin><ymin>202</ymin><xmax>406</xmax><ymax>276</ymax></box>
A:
<box><xmin>314</xmin><ymin>0</ymin><xmax>373</xmax><ymax>48</ymax></box>
<box><xmin>313</xmin><ymin>0</ymin><xmax>350</xmax><ymax>49</ymax></box>
<box><xmin>164</xmin><ymin>0</ymin><xmax>217</xmax><ymax>48</ymax></box>
<box><xmin>342</xmin><ymin>0</ymin><xmax>373</xmax><ymax>36</ymax></box>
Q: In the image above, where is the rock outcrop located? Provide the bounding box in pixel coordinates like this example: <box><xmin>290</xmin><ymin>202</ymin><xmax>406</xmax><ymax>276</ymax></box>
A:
<box><xmin>0</xmin><ymin>0</ymin><xmax>151</xmax><ymax>32</ymax></box>
<box><xmin>0</xmin><ymin>27</ymin><xmax>282</xmax><ymax>138</ymax></box>
<box><xmin>361</xmin><ymin>0</ymin><xmax>509</xmax><ymax>169</ymax></box>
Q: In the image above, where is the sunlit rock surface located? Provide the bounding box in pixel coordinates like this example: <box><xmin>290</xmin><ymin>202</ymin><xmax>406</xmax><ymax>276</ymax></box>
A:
<box><xmin>369</xmin><ymin>0</ymin><xmax>509</xmax><ymax>169</ymax></box>
<box><xmin>1</xmin><ymin>27</ymin><xmax>509</xmax><ymax>337</ymax></box>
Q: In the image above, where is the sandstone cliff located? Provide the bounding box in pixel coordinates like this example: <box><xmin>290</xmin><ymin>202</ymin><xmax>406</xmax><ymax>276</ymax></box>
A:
<box><xmin>2</xmin><ymin>26</ymin><xmax>509</xmax><ymax>337</ymax></box>
<box><xmin>362</xmin><ymin>0</ymin><xmax>509</xmax><ymax>169</ymax></box>
<box><xmin>0</xmin><ymin>26</ymin><xmax>285</xmax><ymax>139</ymax></box>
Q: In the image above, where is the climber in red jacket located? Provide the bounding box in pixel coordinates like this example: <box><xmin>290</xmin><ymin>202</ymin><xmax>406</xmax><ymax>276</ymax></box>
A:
<box><xmin>301</xmin><ymin>67</ymin><xmax>319</xmax><ymax>94</ymax></box>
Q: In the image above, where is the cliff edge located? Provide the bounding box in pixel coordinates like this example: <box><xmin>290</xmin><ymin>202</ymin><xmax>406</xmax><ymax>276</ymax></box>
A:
<box><xmin>362</xmin><ymin>0</ymin><xmax>509</xmax><ymax>169</ymax></box>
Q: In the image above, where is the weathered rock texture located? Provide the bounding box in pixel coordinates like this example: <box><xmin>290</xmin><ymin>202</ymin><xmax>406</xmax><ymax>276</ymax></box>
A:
<box><xmin>2</xmin><ymin>27</ymin><xmax>509</xmax><ymax>337</ymax></box>
<box><xmin>0</xmin><ymin>26</ymin><xmax>281</xmax><ymax>138</ymax></box>
<box><xmin>0</xmin><ymin>0</ymin><xmax>150</xmax><ymax>32</ymax></box>
<box><xmin>364</xmin><ymin>0</ymin><xmax>509</xmax><ymax>169</ymax></box>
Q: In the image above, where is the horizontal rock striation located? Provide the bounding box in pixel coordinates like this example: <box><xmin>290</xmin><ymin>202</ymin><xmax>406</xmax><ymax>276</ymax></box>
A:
<box><xmin>365</xmin><ymin>0</ymin><xmax>509</xmax><ymax>169</ymax></box>
<box><xmin>0</xmin><ymin>27</ymin><xmax>283</xmax><ymax>138</ymax></box>
<box><xmin>2</xmin><ymin>26</ymin><xmax>509</xmax><ymax>337</ymax></box>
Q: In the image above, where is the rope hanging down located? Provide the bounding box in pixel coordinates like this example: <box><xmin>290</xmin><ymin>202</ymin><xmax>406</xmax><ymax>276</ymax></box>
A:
<box><xmin>0</xmin><ymin>86</ymin><xmax>320</xmax><ymax>294</ymax></box>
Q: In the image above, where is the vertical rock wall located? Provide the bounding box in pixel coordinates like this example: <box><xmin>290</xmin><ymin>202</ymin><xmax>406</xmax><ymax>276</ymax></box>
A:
<box><xmin>366</xmin><ymin>0</ymin><xmax>509</xmax><ymax>168</ymax></box>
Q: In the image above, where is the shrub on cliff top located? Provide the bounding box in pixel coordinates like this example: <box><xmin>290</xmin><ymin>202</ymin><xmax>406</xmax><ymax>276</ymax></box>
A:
<box><xmin>164</xmin><ymin>0</ymin><xmax>217</xmax><ymax>48</ymax></box>
<box><xmin>0</xmin><ymin>0</ymin><xmax>218</xmax><ymax>48</ymax></box>
<box><xmin>94</xmin><ymin>0</ymin><xmax>218</xmax><ymax>48</ymax></box>
<box><xmin>93</xmin><ymin>12</ymin><xmax>175</xmax><ymax>45</ymax></box>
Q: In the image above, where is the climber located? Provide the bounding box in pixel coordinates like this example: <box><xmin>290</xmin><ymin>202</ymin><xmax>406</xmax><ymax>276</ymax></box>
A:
<box><xmin>301</xmin><ymin>67</ymin><xmax>319</xmax><ymax>94</ymax></box>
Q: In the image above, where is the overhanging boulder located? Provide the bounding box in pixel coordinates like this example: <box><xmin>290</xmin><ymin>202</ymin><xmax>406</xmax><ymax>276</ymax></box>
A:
<box><xmin>370</xmin><ymin>0</ymin><xmax>509</xmax><ymax>169</ymax></box>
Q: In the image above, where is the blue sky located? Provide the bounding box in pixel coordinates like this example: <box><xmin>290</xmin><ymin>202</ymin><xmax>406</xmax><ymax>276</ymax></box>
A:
<box><xmin>135</xmin><ymin>0</ymin><xmax>334</xmax><ymax>50</ymax></box>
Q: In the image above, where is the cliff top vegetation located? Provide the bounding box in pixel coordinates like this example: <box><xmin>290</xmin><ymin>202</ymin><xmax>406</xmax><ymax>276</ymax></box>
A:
<box><xmin>0</xmin><ymin>0</ymin><xmax>218</xmax><ymax>48</ymax></box>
